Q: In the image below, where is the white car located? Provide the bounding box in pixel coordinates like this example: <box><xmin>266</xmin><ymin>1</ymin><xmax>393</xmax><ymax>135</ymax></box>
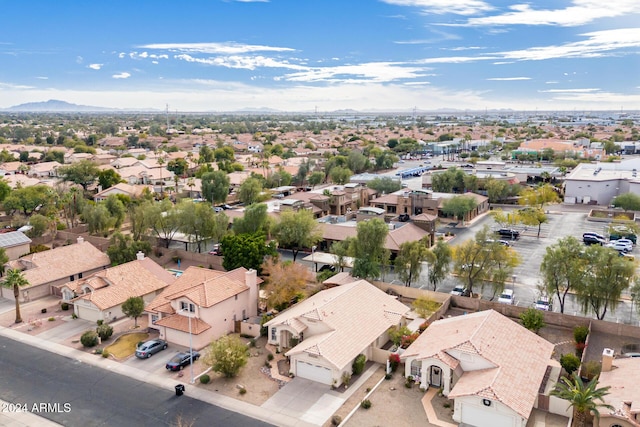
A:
<box><xmin>450</xmin><ymin>285</ymin><xmax>467</xmax><ymax>296</ymax></box>
<box><xmin>535</xmin><ymin>295</ymin><xmax>552</xmax><ymax>311</ymax></box>
<box><xmin>498</xmin><ymin>289</ymin><xmax>514</xmax><ymax>305</ymax></box>
<box><xmin>606</xmin><ymin>240</ymin><xmax>633</xmax><ymax>252</ymax></box>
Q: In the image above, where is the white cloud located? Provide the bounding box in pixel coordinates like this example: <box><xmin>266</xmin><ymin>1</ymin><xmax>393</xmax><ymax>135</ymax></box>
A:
<box><xmin>539</xmin><ymin>88</ymin><xmax>600</xmax><ymax>93</ymax></box>
<box><xmin>88</xmin><ymin>64</ymin><xmax>103</xmax><ymax>70</ymax></box>
<box><xmin>112</xmin><ymin>72</ymin><xmax>131</xmax><ymax>79</ymax></box>
<box><xmin>76</xmin><ymin>56</ymin><xmax>83</xmax><ymax>64</ymax></box>
<box><xmin>457</xmin><ymin>0</ymin><xmax>640</xmax><ymax>27</ymax></box>
<box><xmin>0</xmin><ymin>82</ymin><xmax>35</xmax><ymax>89</ymax></box>
<box><xmin>282</xmin><ymin>62</ymin><xmax>431</xmax><ymax>83</ymax></box>
<box><xmin>381</xmin><ymin>0</ymin><xmax>493</xmax><ymax>16</ymax></box>
<box><xmin>138</xmin><ymin>42</ymin><xmax>294</xmax><ymax>55</ymax></box>
<box><xmin>174</xmin><ymin>54</ymin><xmax>307</xmax><ymax>71</ymax></box>
<box><xmin>36</xmin><ymin>76</ymin><xmax>48</xmax><ymax>80</ymax></box>
<box><xmin>486</xmin><ymin>77</ymin><xmax>531</xmax><ymax>81</ymax></box>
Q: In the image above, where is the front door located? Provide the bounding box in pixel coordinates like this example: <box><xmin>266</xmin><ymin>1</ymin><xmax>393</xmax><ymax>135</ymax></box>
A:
<box><xmin>430</xmin><ymin>366</ymin><xmax>442</xmax><ymax>388</ymax></box>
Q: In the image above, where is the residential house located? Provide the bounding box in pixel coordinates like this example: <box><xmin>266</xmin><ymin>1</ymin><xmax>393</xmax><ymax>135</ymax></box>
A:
<box><xmin>0</xmin><ymin>231</ymin><xmax>32</xmax><ymax>261</ymax></box>
<box><xmin>2</xmin><ymin>237</ymin><xmax>111</xmax><ymax>302</ymax></box>
<box><xmin>401</xmin><ymin>310</ymin><xmax>554</xmax><ymax>427</ymax></box>
<box><xmin>57</xmin><ymin>252</ymin><xmax>175</xmax><ymax>323</ymax></box>
<box><xmin>264</xmin><ymin>280</ymin><xmax>409</xmax><ymax>386</ymax></box>
<box><xmin>93</xmin><ymin>183</ymin><xmax>153</xmax><ymax>202</ymax></box>
<box><xmin>28</xmin><ymin>161</ymin><xmax>62</xmax><ymax>178</ymax></box>
<box><xmin>597</xmin><ymin>348</ymin><xmax>640</xmax><ymax>427</ymax></box>
<box><xmin>0</xmin><ymin>161</ymin><xmax>23</xmax><ymax>175</ymax></box>
<box><xmin>145</xmin><ymin>267</ymin><xmax>262</xmax><ymax>349</ymax></box>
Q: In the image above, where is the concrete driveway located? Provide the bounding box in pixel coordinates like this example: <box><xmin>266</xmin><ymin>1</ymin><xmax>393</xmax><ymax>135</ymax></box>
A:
<box><xmin>261</xmin><ymin>378</ymin><xmax>345</xmax><ymax>426</ymax></box>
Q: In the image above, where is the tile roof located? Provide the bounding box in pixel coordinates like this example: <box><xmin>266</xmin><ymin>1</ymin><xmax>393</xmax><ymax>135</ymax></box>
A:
<box><xmin>154</xmin><ymin>313</ymin><xmax>212</xmax><ymax>334</ymax></box>
<box><xmin>401</xmin><ymin>310</ymin><xmax>553</xmax><ymax>419</ymax></box>
<box><xmin>599</xmin><ymin>358</ymin><xmax>640</xmax><ymax>418</ymax></box>
<box><xmin>68</xmin><ymin>258</ymin><xmax>175</xmax><ymax>310</ymax></box>
<box><xmin>13</xmin><ymin>241</ymin><xmax>111</xmax><ymax>287</ymax></box>
<box><xmin>322</xmin><ymin>272</ymin><xmax>356</xmax><ymax>286</ymax></box>
<box><xmin>146</xmin><ymin>266</ymin><xmax>261</xmax><ymax>313</ymax></box>
<box><xmin>265</xmin><ymin>280</ymin><xmax>410</xmax><ymax>370</ymax></box>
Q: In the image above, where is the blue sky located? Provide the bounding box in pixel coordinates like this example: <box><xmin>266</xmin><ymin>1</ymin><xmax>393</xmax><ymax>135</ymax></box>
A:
<box><xmin>1</xmin><ymin>0</ymin><xmax>639</xmax><ymax>112</ymax></box>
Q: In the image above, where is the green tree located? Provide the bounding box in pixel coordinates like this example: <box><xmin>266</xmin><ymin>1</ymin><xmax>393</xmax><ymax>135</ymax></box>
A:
<box><xmin>612</xmin><ymin>192</ymin><xmax>640</xmax><ymax>211</ymax></box>
<box><xmin>540</xmin><ymin>237</ymin><xmax>587</xmax><ymax>314</ymax></box>
<box><xmin>97</xmin><ymin>169</ymin><xmax>123</xmax><ymax>190</ymax></box>
<box><xmin>441</xmin><ymin>195</ymin><xmax>477</xmax><ymax>225</ymax></box>
<box><xmin>3</xmin><ymin>185</ymin><xmax>55</xmax><ymax>216</ymax></box>
<box><xmin>519</xmin><ymin>207</ymin><xmax>548</xmax><ymax>238</ymax></box>
<box><xmin>211</xmin><ymin>212</ymin><xmax>230</xmax><ymax>243</ymax></box>
<box><xmin>201</xmin><ymin>170</ymin><xmax>230</xmax><ymax>205</ymax></box>
<box><xmin>57</xmin><ymin>186</ymin><xmax>86</xmax><ymax>229</ymax></box>
<box><xmin>551</xmin><ymin>372</ymin><xmax>612</xmax><ymax>427</ymax></box>
<box><xmin>0</xmin><ymin>248</ymin><xmax>7</xmax><ymax>277</ymax></box>
<box><xmin>485</xmin><ymin>177</ymin><xmax>519</xmax><ymax>203</ymax></box>
<box><xmin>452</xmin><ymin>226</ymin><xmax>521</xmax><ymax>297</ymax></box>
<box><xmin>329</xmin><ymin>166</ymin><xmax>352</xmax><ymax>185</ymax></box>
<box><xmin>121</xmin><ymin>296</ymin><xmax>145</xmax><ymax>328</ymax></box>
<box><xmin>167</xmin><ymin>158</ymin><xmax>188</xmax><ymax>177</ymax></box>
<box><xmin>57</xmin><ymin>160</ymin><xmax>100</xmax><ymax>191</ymax></box>
<box><xmin>574</xmin><ymin>245</ymin><xmax>635</xmax><ymax>320</ymax></box>
<box><xmin>238</xmin><ymin>177</ymin><xmax>263</xmax><ymax>205</ymax></box>
<box><xmin>83</xmin><ymin>203</ymin><xmax>114</xmax><ymax>235</ymax></box>
<box><xmin>560</xmin><ymin>353</ymin><xmax>581</xmax><ymax>375</ymax></box>
<box><xmin>428</xmin><ymin>240</ymin><xmax>452</xmax><ymax>291</ymax></box>
<box><xmin>519</xmin><ymin>183</ymin><xmax>561</xmax><ymax>208</ymax></box>
<box><xmin>232</xmin><ymin>203</ymin><xmax>270</xmax><ymax>236</ymax></box>
<box><xmin>308</xmin><ymin>171</ymin><xmax>324</xmax><ymax>188</ymax></box>
<box><xmin>395</xmin><ymin>239</ymin><xmax>434</xmax><ymax>287</ymax></box>
<box><xmin>0</xmin><ymin>179</ymin><xmax>11</xmax><ymax>203</ymax></box>
<box><xmin>2</xmin><ymin>269</ymin><xmax>29</xmax><ymax>323</ymax></box>
<box><xmin>351</xmin><ymin>218</ymin><xmax>389</xmax><ymax>280</ymax></box>
<box><xmin>177</xmin><ymin>201</ymin><xmax>217</xmax><ymax>253</ymax></box>
<box><xmin>271</xmin><ymin>209</ymin><xmax>322</xmax><ymax>262</ymax></box>
<box><xmin>205</xmin><ymin>335</ymin><xmax>249</xmax><ymax>378</ymax></box>
<box><xmin>106</xmin><ymin>233</ymin><xmax>152</xmax><ymax>266</ymax></box>
<box><xmin>104</xmin><ymin>195</ymin><xmax>126</xmax><ymax>229</ymax></box>
<box><xmin>367</xmin><ymin>177</ymin><xmax>402</xmax><ymax>194</ymax></box>
<box><xmin>220</xmin><ymin>233</ymin><xmax>276</xmax><ymax>274</ymax></box>
<box><xmin>519</xmin><ymin>308</ymin><xmax>545</xmax><ymax>333</ymax></box>
<box><xmin>330</xmin><ymin>239</ymin><xmax>353</xmax><ymax>272</ymax></box>
<box><xmin>411</xmin><ymin>296</ymin><xmax>440</xmax><ymax>318</ymax></box>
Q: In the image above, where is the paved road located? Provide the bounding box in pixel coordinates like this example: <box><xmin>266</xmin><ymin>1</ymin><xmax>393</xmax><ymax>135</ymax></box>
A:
<box><xmin>0</xmin><ymin>335</ymin><xmax>272</xmax><ymax>427</ymax></box>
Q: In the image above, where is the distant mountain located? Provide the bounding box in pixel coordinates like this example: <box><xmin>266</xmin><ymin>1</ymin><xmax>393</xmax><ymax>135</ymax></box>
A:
<box><xmin>5</xmin><ymin>99</ymin><xmax>113</xmax><ymax>112</ymax></box>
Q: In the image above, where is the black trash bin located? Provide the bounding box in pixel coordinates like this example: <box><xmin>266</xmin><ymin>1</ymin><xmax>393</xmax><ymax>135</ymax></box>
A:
<box><xmin>175</xmin><ymin>384</ymin><xmax>185</xmax><ymax>396</ymax></box>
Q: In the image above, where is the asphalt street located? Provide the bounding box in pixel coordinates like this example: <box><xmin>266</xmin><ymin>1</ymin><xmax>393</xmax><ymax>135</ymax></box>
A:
<box><xmin>0</xmin><ymin>335</ymin><xmax>272</xmax><ymax>427</ymax></box>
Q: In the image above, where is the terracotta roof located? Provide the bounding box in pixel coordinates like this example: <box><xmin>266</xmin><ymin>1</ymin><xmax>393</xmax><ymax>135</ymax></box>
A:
<box><xmin>14</xmin><ymin>241</ymin><xmax>111</xmax><ymax>287</ymax></box>
<box><xmin>401</xmin><ymin>310</ymin><xmax>553</xmax><ymax>419</ymax></box>
<box><xmin>599</xmin><ymin>358</ymin><xmax>640</xmax><ymax>419</ymax></box>
<box><xmin>386</xmin><ymin>223</ymin><xmax>430</xmax><ymax>251</ymax></box>
<box><xmin>322</xmin><ymin>272</ymin><xmax>356</xmax><ymax>286</ymax></box>
<box><xmin>265</xmin><ymin>280</ymin><xmax>410</xmax><ymax>370</ymax></box>
<box><xmin>146</xmin><ymin>266</ymin><xmax>261</xmax><ymax>313</ymax></box>
<box><xmin>154</xmin><ymin>313</ymin><xmax>212</xmax><ymax>334</ymax></box>
<box><xmin>67</xmin><ymin>258</ymin><xmax>175</xmax><ymax>310</ymax></box>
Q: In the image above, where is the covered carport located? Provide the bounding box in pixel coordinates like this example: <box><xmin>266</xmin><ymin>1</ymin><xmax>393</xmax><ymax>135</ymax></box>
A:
<box><xmin>300</xmin><ymin>252</ymin><xmax>354</xmax><ymax>272</ymax></box>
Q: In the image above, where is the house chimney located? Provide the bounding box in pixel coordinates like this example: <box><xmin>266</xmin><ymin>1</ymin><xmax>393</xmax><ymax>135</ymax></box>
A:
<box><xmin>602</xmin><ymin>348</ymin><xmax>614</xmax><ymax>372</ymax></box>
<box><xmin>136</xmin><ymin>251</ymin><xmax>145</xmax><ymax>261</ymax></box>
<box><xmin>245</xmin><ymin>269</ymin><xmax>258</xmax><ymax>317</ymax></box>
<box><xmin>77</xmin><ymin>236</ymin><xmax>84</xmax><ymax>244</ymax></box>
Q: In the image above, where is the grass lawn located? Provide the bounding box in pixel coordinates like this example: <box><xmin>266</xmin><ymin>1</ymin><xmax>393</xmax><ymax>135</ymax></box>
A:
<box><xmin>104</xmin><ymin>332</ymin><xmax>149</xmax><ymax>358</ymax></box>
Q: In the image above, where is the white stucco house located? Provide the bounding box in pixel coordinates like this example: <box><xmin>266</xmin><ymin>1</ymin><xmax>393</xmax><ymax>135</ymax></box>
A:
<box><xmin>401</xmin><ymin>310</ymin><xmax>554</xmax><ymax>427</ymax></box>
<box><xmin>264</xmin><ymin>280</ymin><xmax>410</xmax><ymax>386</ymax></box>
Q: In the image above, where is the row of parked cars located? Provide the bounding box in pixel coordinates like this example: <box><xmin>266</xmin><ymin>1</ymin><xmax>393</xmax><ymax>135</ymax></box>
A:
<box><xmin>134</xmin><ymin>339</ymin><xmax>200</xmax><ymax>371</ymax></box>
<box><xmin>583</xmin><ymin>232</ymin><xmax>636</xmax><ymax>256</ymax></box>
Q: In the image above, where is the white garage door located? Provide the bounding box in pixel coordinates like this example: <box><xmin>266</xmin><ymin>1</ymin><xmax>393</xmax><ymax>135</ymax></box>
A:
<box><xmin>461</xmin><ymin>403</ymin><xmax>515</xmax><ymax>427</ymax></box>
<box><xmin>77</xmin><ymin>305</ymin><xmax>101</xmax><ymax>323</ymax></box>
<box><xmin>296</xmin><ymin>361</ymin><xmax>332</xmax><ymax>385</ymax></box>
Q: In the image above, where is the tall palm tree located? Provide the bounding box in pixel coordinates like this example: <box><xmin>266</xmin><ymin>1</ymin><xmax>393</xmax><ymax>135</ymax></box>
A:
<box><xmin>551</xmin><ymin>372</ymin><xmax>613</xmax><ymax>427</ymax></box>
<box><xmin>2</xmin><ymin>269</ymin><xmax>30</xmax><ymax>323</ymax></box>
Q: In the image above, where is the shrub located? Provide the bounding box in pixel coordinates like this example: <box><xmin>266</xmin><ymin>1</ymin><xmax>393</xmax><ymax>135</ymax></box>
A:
<box><xmin>267</xmin><ymin>353</ymin><xmax>274</xmax><ymax>361</ymax></box>
<box><xmin>71</xmin><ymin>313</ymin><xmax>78</xmax><ymax>319</ymax></box>
<box><xmin>360</xmin><ymin>399</ymin><xmax>372</xmax><ymax>409</ymax></box>
<box><xmin>342</xmin><ymin>372</ymin><xmax>352</xmax><ymax>387</ymax></box>
<box><xmin>581</xmin><ymin>360</ymin><xmax>601</xmax><ymax>381</ymax></box>
<box><xmin>48</xmin><ymin>317</ymin><xmax>55</xmax><ymax>322</ymax></box>
<box><xmin>239</xmin><ymin>387</ymin><xmax>247</xmax><ymax>395</ymax></box>
<box><xmin>94</xmin><ymin>348</ymin><xmax>103</xmax><ymax>355</ymax></box>
<box><xmin>264</xmin><ymin>361</ymin><xmax>272</xmax><ymax>368</ymax></box>
<box><xmin>574</xmin><ymin>325</ymin><xmax>589</xmax><ymax>344</ymax></box>
<box><xmin>80</xmin><ymin>330</ymin><xmax>99</xmax><ymax>348</ymax></box>
<box><xmin>61</xmin><ymin>302</ymin><xmax>69</xmax><ymax>311</ymax></box>
<box><xmin>389</xmin><ymin>353</ymin><xmax>400</xmax><ymax>372</ymax></box>
<box><xmin>418</xmin><ymin>321</ymin><xmax>429</xmax><ymax>333</ymax></box>
<box><xmin>405</xmin><ymin>377</ymin><xmax>414</xmax><ymax>388</ymax></box>
<box><xmin>352</xmin><ymin>354</ymin><xmax>367</xmax><ymax>375</ymax></box>
<box><xmin>385</xmin><ymin>373</ymin><xmax>392</xmax><ymax>380</ymax></box>
<box><xmin>96</xmin><ymin>319</ymin><xmax>103</xmax><ymax>326</ymax></box>
<box><xmin>199</xmin><ymin>374</ymin><xmax>210</xmax><ymax>384</ymax></box>
<box><xmin>96</xmin><ymin>324</ymin><xmax>114</xmax><ymax>341</ymax></box>
<box><xmin>400</xmin><ymin>332</ymin><xmax>420</xmax><ymax>349</ymax></box>
<box><xmin>560</xmin><ymin>353</ymin><xmax>581</xmax><ymax>375</ymax></box>
<box><xmin>102</xmin><ymin>350</ymin><xmax>110</xmax><ymax>358</ymax></box>
<box><xmin>520</xmin><ymin>308</ymin><xmax>545</xmax><ymax>333</ymax></box>
<box><xmin>331</xmin><ymin>415</ymin><xmax>342</xmax><ymax>426</ymax></box>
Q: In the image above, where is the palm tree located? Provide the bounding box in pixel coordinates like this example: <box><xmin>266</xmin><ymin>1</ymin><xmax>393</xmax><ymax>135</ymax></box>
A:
<box><xmin>2</xmin><ymin>269</ymin><xmax>30</xmax><ymax>323</ymax></box>
<box><xmin>0</xmin><ymin>248</ymin><xmax>8</xmax><ymax>277</ymax></box>
<box><xmin>551</xmin><ymin>372</ymin><xmax>613</xmax><ymax>427</ymax></box>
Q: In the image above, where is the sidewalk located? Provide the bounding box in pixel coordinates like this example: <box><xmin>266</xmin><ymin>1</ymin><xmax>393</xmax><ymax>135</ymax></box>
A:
<box><xmin>0</xmin><ymin>324</ymin><xmax>311</xmax><ymax>427</ymax></box>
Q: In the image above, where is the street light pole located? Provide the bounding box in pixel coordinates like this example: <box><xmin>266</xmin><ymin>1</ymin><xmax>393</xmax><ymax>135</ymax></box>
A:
<box><xmin>631</xmin><ymin>293</ymin><xmax>636</xmax><ymax>324</ymax></box>
<box><xmin>512</xmin><ymin>274</ymin><xmax>516</xmax><ymax>291</ymax></box>
<box><xmin>312</xmin><ymin>245</ymin><xmax>317</xmax><ymax>272</ymax></box>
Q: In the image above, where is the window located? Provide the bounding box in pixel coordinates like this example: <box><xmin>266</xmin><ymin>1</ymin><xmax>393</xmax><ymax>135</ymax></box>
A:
<box><xmin>78</xmin><ymin>272</ymin><xmax>83</xmax><ymax>279</ymax></box>
<box><xmin>70</xmin><ymin>275</ymin><xmax>74</xmax><ymax>282</ymax></box>
<box><xmin>410</xmin><ymin>361</ymin><xmax>421</xmax><ymax>378</ymax></box>
<box><xmin>271</xmin><ymin>327</ymin><xmax>276</xmax><ymax>341</ymax></box>
<box><xmin>242</xmin><ymin>309</ymin><xmax>246</xmax><ymax>320</ymax></box>
<box><xmin>235</xmin><ymin>294</ymin><xmax>238</xmax><ymax>300</ymax></box>
<box><xmin>151</xmin><ymin>315</ymin><xmax>158</xmax><ymax>324</ymax></box>
<box><xmin>180</xmin><ymin>301</ymin><xmax>188</xmax><ymax>311</ymax></box>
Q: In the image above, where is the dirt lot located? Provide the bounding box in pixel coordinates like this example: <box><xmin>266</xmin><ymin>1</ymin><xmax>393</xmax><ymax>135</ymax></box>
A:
<box><xmin>0</xmin><ymin>296</ymin><xmax>70</xmax><ymax>335</ymax></box>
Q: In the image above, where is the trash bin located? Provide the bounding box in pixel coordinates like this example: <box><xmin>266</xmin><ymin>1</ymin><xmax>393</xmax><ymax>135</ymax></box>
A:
<box><xmin>175</xmin><ymin>384</ymin><xmax>185</xmax><ymax>396</ymax></box>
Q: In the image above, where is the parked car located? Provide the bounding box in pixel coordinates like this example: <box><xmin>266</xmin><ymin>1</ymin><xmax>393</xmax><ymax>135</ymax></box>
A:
<box><xmin>496</xmin><ymin>229</ymin><xmax>520</xmax><ymax>239</ymax></box>
<box><xmin>614</xmin><ymin>238</ymin><xmax>634</xmax><ymax>247</ymax></box>
<box><xmin>486</xmin><ymin>239</ymin><xmax>511</xmax><ymax>247</ymax></box>
<box><xmin>609</xmin><ymin>227</ymin><xmax>637</xmax><ymax>244</ymax></box>
<box><xmin>450</xmin><ymin>285</ymin><xmax>470</xmax><ymax>297</ymax></box>
<box><xmin>583</xmin><ymin>232</ymin><xmax>605</xmax><ymax>240</ymax></box>
<box><xmin>208</xmin><ymin>244</ymin><xmax>222</xmax><ymax>256</ymax></box>
<box><xmin>583</xmin><ymin>234</ymin><xmax>605</xmax><ymax>246</ymax></box>
<box><xmin>318</xmin><ymin>264</ymin><xmax>336</xmax><ymax>273</ymax></box>
<box><xmin>535</xmin><ymin>295</ymin><xmax>552</xmax><ymax>311</ymax></box>
<box><xmin>498</xmin><ymin>289</ymin><xmax>514</xmax><ymax>305</ymax></box>
<box><xmin>135</xmin><ymin>339</ymin><xmax>168</xmax><ymax>359</ymax></box>
<box><xmin>165</xmin><ymin>351</ymin><xmax>200</xmax><ymax>371</ymax></box>
<box><xmin>606</xmin><ymin>240</ymin><xmax>633</xmax><ymax>253</ymax></box>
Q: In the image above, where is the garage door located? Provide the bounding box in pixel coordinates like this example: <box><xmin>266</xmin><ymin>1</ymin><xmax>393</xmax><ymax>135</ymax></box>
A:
<box><xmin>296</xmin><ymin>361</ymin><xmax>332</xmax><ymax>385</ymax></box>
<box><xmin>460</xmin><ymin>403</ymin><xmax>515</xmax><ymax>427</ymax></box>
<box><xmin>77</xmin><ymin>305</ymin><xmax>101</xmax><ymax>323</ymax></box>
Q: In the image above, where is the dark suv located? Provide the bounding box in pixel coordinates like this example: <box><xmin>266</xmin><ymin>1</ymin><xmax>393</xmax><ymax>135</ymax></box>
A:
<box><xmin>583</xmin><ymin>233</ymin><xmax>605</xmax><ymax>246</ymax></box>
<box><xmin>496</xmin><ymin>228</ymin><xmax>520</xmax><ymax>239</ymax></box>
